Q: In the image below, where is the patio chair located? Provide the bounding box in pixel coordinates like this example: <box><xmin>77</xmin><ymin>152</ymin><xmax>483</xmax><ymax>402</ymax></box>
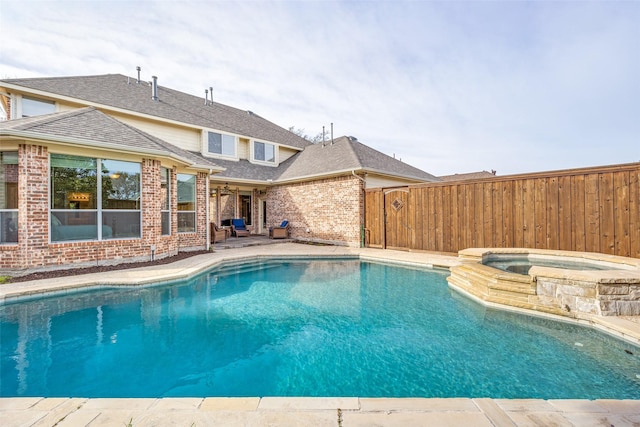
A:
<box><xmin>231</xmin><ymin>218</ymin><xmax>250</xmax><ymax>237</ymax></box>
<box><xmin>269</xmin><ymin>220</ymin><xmax>290</xmax><ymax>239</ymax></box>
<box><xmin>210</xmin><ymin>222</ymin><xmax>227</xmax><ymax>243</ymax></box>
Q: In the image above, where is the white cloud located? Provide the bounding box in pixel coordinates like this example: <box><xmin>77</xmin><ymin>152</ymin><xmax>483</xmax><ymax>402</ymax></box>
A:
<box><xmin>1</xmin><ymin>0</ymin><xmax>638</xmax><ymax>176</ymax></box>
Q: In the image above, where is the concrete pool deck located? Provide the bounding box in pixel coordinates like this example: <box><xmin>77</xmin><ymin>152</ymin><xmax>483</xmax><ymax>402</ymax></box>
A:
<box><xmin>1</xmin><ymin>243</ymin><xmax>639</xmax><ymax>426</ymax></box>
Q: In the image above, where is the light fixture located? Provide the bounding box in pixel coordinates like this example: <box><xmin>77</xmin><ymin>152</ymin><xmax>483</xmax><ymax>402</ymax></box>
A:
<box><xmin>110</xmin><ymin>173</ymin><xmax>121</xmax><ymax>179</ymax></box>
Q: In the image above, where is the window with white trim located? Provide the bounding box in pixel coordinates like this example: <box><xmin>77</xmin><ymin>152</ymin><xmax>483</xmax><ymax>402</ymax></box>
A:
<box><xmin>177</xmin><ymin>173</ymin><xmax>196</xmax><ymax>233</ymax></box>
<box><xmin>161</xmin><ymin>167</ymin><xmax>171</xmax><ymax>235</ymax></box>
<box><xmin>253</xmin><ymin>141</ymin><xmax>275</xmax><ymax>163</ymax></box>
<box><xmin>0</xmin><ymin>151</ymin><xmax>18</xmax><ymax>244</ymax></box>
<box><xmin>207</xmin><ymin>131</ymin><xmax>236</xmax><ymax>157</ymax></box>
<box><xmin>50</xmin><ymin>154</ymin><xmax>141</xmax><ymax>241</ymax></box>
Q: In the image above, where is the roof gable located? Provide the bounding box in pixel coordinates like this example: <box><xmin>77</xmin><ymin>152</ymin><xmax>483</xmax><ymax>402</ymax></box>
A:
<box><xmin>1</xmin><ymin>74</ymin><xmax>312</xmax><ymax>150</ymax></box>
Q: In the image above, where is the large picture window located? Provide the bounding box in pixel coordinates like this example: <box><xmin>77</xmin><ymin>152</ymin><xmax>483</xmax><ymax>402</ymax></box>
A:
<box><xmin>177</xmin><ymin>173</ymin><xmax>196</xmax><ymax>233</ymax></box>
<box><xmin>207</xmin><ymin>131</ymin><xmax>236</xmax><ymax>157</ymax></box>
<box><xmin>0</xmin><ymin>152</ymin><xmax>18</xmax><ymax>244</ymax></box>
<box><xmin>50</xmin><ymin>154</ymin><xmax>141</xmax><ymax>241</ymax></box>
<box><xmin>253</xmin><ymin>141</ymin><xmax>275</xmax><ymax>163</ymax></box>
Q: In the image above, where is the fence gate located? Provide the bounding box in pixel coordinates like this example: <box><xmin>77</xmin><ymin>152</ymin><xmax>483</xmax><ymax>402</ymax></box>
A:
<box><xmin>384</xmin><ymin>188</ymin><xmax>410</xmax><ymax>250</ymax></box>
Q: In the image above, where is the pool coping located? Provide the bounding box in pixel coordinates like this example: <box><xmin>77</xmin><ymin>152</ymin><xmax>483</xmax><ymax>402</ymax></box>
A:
<box><xmin>1</xmin><ymin>243</ymin><xmax>639</xmax><ymax>426</ymax></box>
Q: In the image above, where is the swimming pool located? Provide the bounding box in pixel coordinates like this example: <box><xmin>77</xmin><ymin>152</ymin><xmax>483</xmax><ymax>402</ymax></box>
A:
<box><xmin>1</xmin><ymin>259</ymin><xmax>639</xmax><ymax>399</ymax></box>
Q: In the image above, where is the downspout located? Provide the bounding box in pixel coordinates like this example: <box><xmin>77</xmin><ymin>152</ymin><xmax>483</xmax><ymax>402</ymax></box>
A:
<box><xmin>206</xmin><ymin>170</ymin><xmax>212</xmax><ymax>251</ymax></box>
<box><xmin>352</xmin><ymin>171</ymin><xmax>366</xmax><ymax>248</ymax></box>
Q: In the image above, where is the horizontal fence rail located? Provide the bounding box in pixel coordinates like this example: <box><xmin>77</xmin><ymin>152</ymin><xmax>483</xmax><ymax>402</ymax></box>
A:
<box><xmin>365</xmin><ymin>163</ymin><xmax>640</xmax><ymax>258</ymax></box>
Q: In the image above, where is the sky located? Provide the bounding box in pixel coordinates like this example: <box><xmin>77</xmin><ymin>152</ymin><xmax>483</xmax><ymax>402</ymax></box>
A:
<box><xmin>1</xmin><ymin>0</ymin><xmax>638</xmax><ymax>176</ymax></box>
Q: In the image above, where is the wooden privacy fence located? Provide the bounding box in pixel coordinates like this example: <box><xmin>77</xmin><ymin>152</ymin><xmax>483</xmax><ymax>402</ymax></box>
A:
<box><xmin>365</xmin><ymin>162</ymin><xmax>640</xmax><ymax>258</ymax></box>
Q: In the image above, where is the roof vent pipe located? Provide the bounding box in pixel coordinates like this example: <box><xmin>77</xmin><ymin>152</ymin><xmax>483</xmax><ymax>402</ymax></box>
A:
<box><xmin>322</xmin><ymin>125</ymin><xmax>325</xmax><ymax>147</ymax></box>
<box><xmin>136</xmin><ymin>66</ymin><xmax>141</xmax><ymax>84</ymax></box>
<box><xmin>204</xmin><ymin>89</ymin><xmax>209</xmax><ymax>105</ymax></box>
<box><xmin>151</xmin><ymin>76</ymin><xmax>158</xmax><ymax>101</ymax></box>
<box><xmin>209</xmin><ymin>87</ymin><xmax>213</xmax><ymax>104</ymax></box>
<box><xmin>331</xmin><ymin>122</ymin><xmax>334</xmax><ymax>145</ymax></box>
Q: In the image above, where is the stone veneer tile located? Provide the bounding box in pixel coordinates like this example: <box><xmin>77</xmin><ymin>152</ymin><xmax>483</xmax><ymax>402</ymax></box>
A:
<box><xmin>547</xmin><ymin>399</ymin><xmax>608</xmax><ymax>413</ymax></box>
<box><xmin>0</xmin><ymin>397</ymin><xmax>43</xmax><ymax>410</ymax></box>
<box><xmin>495</xmin><ymin>399</ymin><xmax>559</xmax><ymax>412</ymax></box>
<box><xmin>259</xmin><ymin>397</ymin><xmax>359</xmax><ymax>410</ymax></box>
<box><xmin>505</xmin><ymin>411</ymin><xmax>573</xmax><ymax>427</ymax></box>
<box><xmin>80</xmin><ymin>398</ymin><xmax>157</xmax><ymax>410</ymax></box>
<box><xmin>562</xmin><ymin>412</ymin><xmax>637</xmax><ymax>427</ymax></box>
<box><xmin>342</xmin><ymin>411</ymin><xmax>496</xmax><ymax>427</ymax></box>
<box><xmin>200</xmin><ymin>397</ymin><xmax>261</xmax><ymax>411</ymax></box>
<box><xmin>359</xmin><ymin>397</ymin><xmax>477</xmax><ymax>412</ymax></box>
<box><xmin>151</xmin><ymin>398</ymin><xmax>204</xmax><ymax>410</ymax></box>
<box><xmin>593</xmin><ymin>399</ymin><xmax>640</xmax><ymax>413</ymax></box>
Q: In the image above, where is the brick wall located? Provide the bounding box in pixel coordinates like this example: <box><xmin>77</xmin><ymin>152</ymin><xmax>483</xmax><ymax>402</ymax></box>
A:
<box><xmin>0</xmin><ymin>146</ymin><xmax>207</xmax><ymax>274</ymax></box>
<box><xmin>267</xmin><ymin>175</ymin><xmax>364</xmax><ymax>246</ymax></box>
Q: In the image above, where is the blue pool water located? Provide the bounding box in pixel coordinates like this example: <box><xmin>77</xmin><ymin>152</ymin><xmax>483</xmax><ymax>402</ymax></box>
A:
<box><xmin>1</xmin><ymin>259</ymin><xmax>639</xmax><ymax>399</ymax></box>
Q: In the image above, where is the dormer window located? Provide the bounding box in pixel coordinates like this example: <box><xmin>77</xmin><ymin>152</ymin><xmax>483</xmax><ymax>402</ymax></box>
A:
<box><xmin>253</xmin><ymin>141</ymin><xmax>275</xmax><ymax>163</ymax></box>
<box><xmin>22</xmin><ymin>96</ymin><xmax>55</xmax><ymax>117</ymax></box>
<box><xmin>207</xmin><ymin>131</ymin><xmax>236</xmax><ymax>157</ymax></box>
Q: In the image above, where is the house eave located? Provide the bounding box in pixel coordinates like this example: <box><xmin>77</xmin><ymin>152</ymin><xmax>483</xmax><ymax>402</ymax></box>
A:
<box><xmin>0</xmin><ymin>129</ymin><xmax>224</xmax><ymax>172</ymax></box>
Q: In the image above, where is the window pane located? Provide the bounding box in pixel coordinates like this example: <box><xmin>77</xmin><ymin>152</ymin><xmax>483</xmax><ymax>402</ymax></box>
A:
<box><xmin>222</xmin><ymin>134</ymin><xmax>236</xmax><ymax>156</ymax></box>
<box><xmin>0</xmin><ymin>211</ymin><xmax>18</xmax><ymax>243</ymax></box>
<box><xmin>161</xmin><ymin>168</ymin><xmax>170</xmax><ymax>211</ymax></box>
<box><xmin>208</xmin><ymin>132</ymin><xmax>222</xmax><ymax>154</ymax></box>
<box><xmin>51</xmin><ymin>211</ymin><xmax>98</xmax><ymax>241</ymax></box>
<box><xmin>177</xmin><ymin>174</ymin><xmax>196</xmax><ymax>211</ymax></box>
<box><xmin>254</xmin><ymin>141</ymin><xmax>265</xmax><ymax>161</ymax></box>
<box><xmin>102</xmin><ymin>211</ymin><xmax>141</xmax><ymax>239</ymax></box>
<box><xmin>254</xmin><ymin>141</ymin><xmax>274</xmax><ymax>162</ymax></box>
<box><xmin>1</xmin><ymin>152</ymin><xmax>18</xmax><ymax>209</ymax></box>
<box><xmin>22</xmin><ymin>97</ymin><xmax>55</xmax><ymax>117</ymax></box>
<box><xmin>161</xmin><ymin>167</ymin><xmax>170</xmax><ymax>235</ymax></box>
<box><xmin>101</xmin><ymin>160</ymin><xmax>141</xmax><ymax>209</ymax></box>
<box><xmin>265</xmin><ymin>143</ymin><xmax>275</xmax><ymax>162</ymax></box>
<box><xmin>178</xmin><ymin>212</ymin><xmax>196</xmax><ymax>233</ymax></box>
<box><xmin>50</xmin><ymin>154</ymin><xmax>97</xmax><ymax>210</ymax></box>
<box><xmin>161</xmin><ymin>211</ymin><xmax>171</xmax><ymax>235</ymax></box>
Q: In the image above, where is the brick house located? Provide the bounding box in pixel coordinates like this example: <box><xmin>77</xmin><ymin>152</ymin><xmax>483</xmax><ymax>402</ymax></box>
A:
<box><xmin>0</xmin><ymin>72</ymin><xmax>438</xmax><ymax>273</ymax></box>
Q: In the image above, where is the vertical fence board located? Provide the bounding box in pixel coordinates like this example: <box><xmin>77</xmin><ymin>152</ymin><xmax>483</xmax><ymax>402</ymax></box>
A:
<box><xmin>464</xmin><ymin>184</ymin><xmax>474</xmax><ymax>249</ymax></box>
<box><xmin>546</xmin><ymin>176</ymin><xmax>559</xmax><ymax>249</ymax></box>
<box><xmin>613</xmin><ymin>171</ymin><xmax>630</xmax><ymax>257</ymax></box>
<box><xmin>513</xmin><ymin>180</ymin><xmax>524</xmax><ymax>247</ymax></box>
<box><xmin>523</xmin><ymin>179</ymin><xmax>536</xmax><ymax>248</ymax></box>
<box><xmin>492</xmin><ymin>182</ymin><xmax>503</xmax><ymax>247</ymax></box>
<box><xmin>599</xmin><ymin>173</ymin><xmax>615</xmax><ymax>254</ymax></box>
<box><xmin>449</xmin><ymin>185</ymin><xmax>459</xmax><ymax>253</ymax></box>
<box><xmin>502</xmin><ymin>181</ymin><xmax>513</xmax><ymax>248</ymax></box>
<box><xmin>534</xmin><ymin>178</ymin><xmax>547</xmax><ymax>248</ymax></box>
<box><xmin>571</xmin><ymin>175</ymin><xmax>586</xmax><ymax>252</ymax></box>
<box><xmin>630</xmin><ymin>169</ymin><xmax>640</xmax><ymax>258</ymax></box>
<box><xmin>427</xmin><ymin>187</ymin><xmax>436</xmax><ymax>251</ymax></box>
<box><xmin>584</xmin><ymin>174</ymin><xmax>600</xmax><ymax>252</ymax></box>
<box><xmin>441</xmin><ymin>186</ymin><xmax>451</xmax><ymax>252</ymax></box>
<box><xmin>558</xmin><ymin>175</ymin><xmax>572</xmax><ymax>250</ymax></box>
<box><xmin>482</xmin><ymin>183</ymin><xmax>493</xmax><ymax>247</ymax></box>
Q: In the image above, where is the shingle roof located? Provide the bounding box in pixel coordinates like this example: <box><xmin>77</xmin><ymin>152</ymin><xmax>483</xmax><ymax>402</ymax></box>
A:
<box><xmin>0</xmin><ymin>107</ymin><xmax>221</xmax><ymax>170</ymax></box>
<box><xmin>275</xmin><ymin>136</ymin><xmax>439</xmax><ymax>182</ymax></box>
<box><xmin>1</xmin><ymin>74</ymin><xmax>312</xmax><ymax>150</ymax></box>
